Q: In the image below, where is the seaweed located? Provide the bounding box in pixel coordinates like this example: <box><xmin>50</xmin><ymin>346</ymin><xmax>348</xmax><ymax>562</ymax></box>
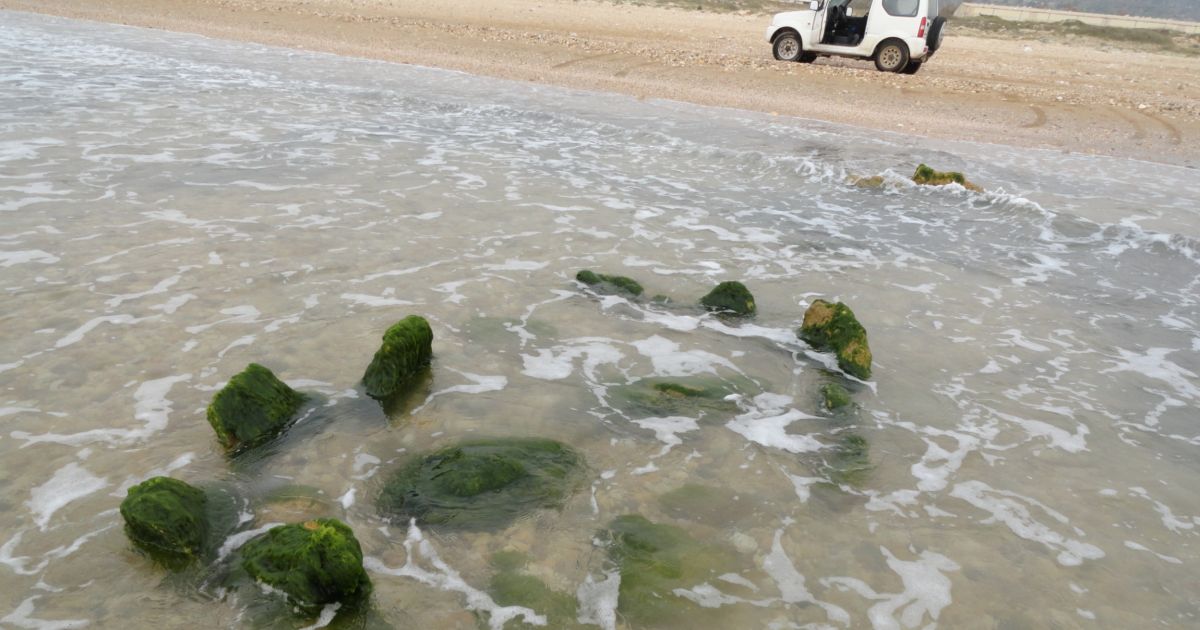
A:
<box><xmin>120</xmin><ymin>476</ymin><xmax>209</xmax><ymax>565</ymax></box>
<box><xmin>576</xmin><ymin>270</ymin><xmax>645</xmax><ymax>297</ymax></box>
<box><xmin>240</xmin><ymin>518</ymin><xmax>371</xmax><ymax>613</ymax></box>
<box><xmin>362</xmin><ymin>315</ymin><xmax>434</xmax><ymax>399</ymax></box>
<box><xmin>912</xmin><ymin>163</ymin><xmax>983</xmax><ymax>192</ymax></box>
<box><xmin>207</xmin><ymin>363</ymin><xmax>306</xmax><ymax>454</ymax></box>
<box><xmin>799</xmin><ymin>300</ymin><xmax>873</xmax><ymax>380</ymax></box>
<box><xmin>699</xmin><ymin>281</ymin><xmax>756</xmax><ymax>317</ymax></box>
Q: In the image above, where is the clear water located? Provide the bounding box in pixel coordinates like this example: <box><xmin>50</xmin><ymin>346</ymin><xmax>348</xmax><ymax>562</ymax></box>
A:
<box><xmin>2</xmin><ymin>10</ymin><xmax>1199</xmax><ymax>629</ymax></box>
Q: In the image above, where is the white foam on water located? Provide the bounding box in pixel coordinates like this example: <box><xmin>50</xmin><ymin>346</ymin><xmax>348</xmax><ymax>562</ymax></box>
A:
<box><xmin>0</xmin><ymin>596</ymin><xmax>89</xmax><ymax>629</ymax></box>
<box><xmin>824</xmin><ymin>546</ymin><xmax>959</xmax><ymax>630</ymax></box>
<box><xmin>338</xmin><ymin>488</ymin><xmax>356</xmax><ymax>510</ymax></box>
<box><xmin>185</xmin><ymin>305</ymin><xmax>260</xmax><ymax>334</ymax></box>
<box><xmin>412</xmin><ymin>370</ymin><xmax>507</xmax><ymax>413</ymax></box>
<box><xmin>12</xmin><ymin>374</ymin><xmax>191</xmax><ymax>448</ymax></box>
<box><xmin>0</xmin><ymin>525</ymin><xmax>115</xmax><ymax>576</ymax></box>
<box><xmin>54</xmin><ymin>315</ymin><xmax>143</xmax><ymax>348</ymax></box>
<box><xmin>103</xmin><ymin>273</ymin><xmax>181</xmax><ymax>308</ymax></box>
<box><xmin>150</xmin><ymin>293</ymin><xmax>196</xmax><ymax>315</ymax></box>
<box><xmin>575</xmin><ymin>570</ymin><xmax>621</xmax><ymax>630</ymax></box>
<box><xmin>521</xmin><ymin>339</ymin><xmax>624</xmax><ymax>381</ymax></box>
<box><xmin>1101</xmin><ymin>347</ymin><xmax>1200</xmax><ymax>401</ymax></box>
<box><xmin>111</xmin><ymin>453</ymin><xmax>195</xmax><ymax>497</ymax></box>
<box><xmin>1127</xmin><ymin>487</ymin><xmax>1197</xmax><ymax>534</ymax></box>
<box><xmin>26</xmin><ymin>463</ymin><xmax>108</xmax><ymax>530</ymax></box>
<box><xmin>0</xmin><ymin>406</ymin><xmax>41</xmax><ymax>417</ymax></box>
<box><xmin>785</xmin><ymin>474</ymin><xmax>822</xmax><ymax>503</ymax></box>
<box><xmin>1123</xmin><ymin>540</ymin><xmax>1183</xmax><ymax>565</ymax></box>
<box><xmin>0</xmin><ymin>250</ymin><xmax>60</xmax><ymax>267</ymax></box>
<box><xmin>631</xmin><ymin>335</ymin><xmax>739</xmax><ymax>377</ymax></box>
<box><xmin>478</xmin><ymin>260</ymin><xmax>548</xmax><ymax>272</ymax></box>
<box><xmin>365</xmin><ymin>521</ymin><xmax>546</xmax><ymax>629</ymax></box>
<box><xmin>671</xmin><ymin>582</ymin><xmax>775</xmax><ymax>608</ymax></box>
<box><xmin>296</xmin><ymin>603</ymin><xmax>341</xmax><ymax>630</ymax></box>
<box><xmin>217</xmin><ymin>523</ymin><xmax>282</xmax><ymax>562</ymax></box>
<box><xmin>340</xmin><ymin>293</ymin><xmax>415</xmax><ymax>307</ymax></box>
<box><xmin>631</xmin><ymin>416</ymin><xmax>699</xmax><ymax>456</ymax></box>
<box><xmin>727</xmin><ymin>394</ymin><xmax>824</xmax><ymax>454</ymax></box>
<box><xmin>352</xmin><ymin>454</ymin><xmax>382</xmax><ymax>480</ymax></box>
<box><xmin>354</xmin><ymin>259</ymin><xmax>450</xmax><ymax>283</ymax></box>
<box><xmin>0</xmin><ymin>360</ymin><xmax>24</xmax><ymax>373</ymax></box>
<box><xmin>949</xmin><ymin>480</ymin><xmax>1104</xmax><ymax>566</ymax></box>
<box><xmin>762</xmin><ymin>529</ymin><xmax>850</xmax><ymax>625</ymax></box>
<box><xmin>217</xmin><ymin>334</ymin><xmax>256</xmax><ymax>358</ymax></box>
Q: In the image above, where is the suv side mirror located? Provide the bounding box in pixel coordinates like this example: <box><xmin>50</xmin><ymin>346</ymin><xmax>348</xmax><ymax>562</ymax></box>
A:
<box><xmin>809</xmin><ymin>0</ymin><xmax>819</xmax><ymax>10</ymax></box>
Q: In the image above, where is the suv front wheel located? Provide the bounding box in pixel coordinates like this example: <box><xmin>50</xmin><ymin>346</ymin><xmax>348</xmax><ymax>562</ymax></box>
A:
<box><xmin>772</xmin><ymin>32</ymin><xmax>803</xmax><ymax>62</ymax></box>
<box><xmin>874</xmin><ymin>40</ymin><xmax>909</xmax><ymax>73</ymax></box>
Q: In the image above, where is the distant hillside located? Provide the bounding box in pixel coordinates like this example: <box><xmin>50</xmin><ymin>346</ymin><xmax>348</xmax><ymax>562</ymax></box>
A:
<box><xmin>946</xmin><ymin>1</ymin><xmax>1200</xmax><ymax>22</ymax></box>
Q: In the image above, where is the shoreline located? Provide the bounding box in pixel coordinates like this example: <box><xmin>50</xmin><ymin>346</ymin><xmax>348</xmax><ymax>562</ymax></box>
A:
<box><xmin>4</xmin><ymin>0</ymin><xmax>1198</xmax><ymax>165</ymax></box>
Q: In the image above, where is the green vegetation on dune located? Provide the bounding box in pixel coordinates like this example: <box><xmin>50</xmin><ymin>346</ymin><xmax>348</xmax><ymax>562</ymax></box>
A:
<box><xmin>954</xmin><ymin>15</ymin><xmax>1200</xmax><ymax>56</ymax></box>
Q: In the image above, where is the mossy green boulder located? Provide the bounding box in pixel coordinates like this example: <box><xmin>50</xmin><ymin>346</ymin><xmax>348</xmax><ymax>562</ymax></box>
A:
<box><xmin>120</xmin><ymin>476</ymin><xmax>208</xmax><ymax>561</ymax></box>
<box><xmin>799</xmin><ymin>300</ymin><xmax>872</xmax><ymax>380</ymax></box>
<box><xmin>207</xmin><ymin>363</ymin><xmax>306</xmax><ymax>454</ymax></box>
<box><xmin>240</xmin><ymin>518</ymin><xmax>371</xmax><ymax>612</ymax></box>
<box><xmin>604</xmin><ymin>514</ymin><xmax>738</xmax><ymax>625</ymax></box>
<box><xmin>576</xmin><ymin>270</ymin><xmax>644</xmax><ymax>297</ymax></box>
<box><xmin>378</xmin><ymin>438</ymin><xmax>586</xmax><ymax>530</ymax></box>
<box><xmin>821</xmin><ymin>383</ymin><xmax>852</xmax><ymax>411</ymax></box>
<box><xmin>700</xmin><ymin>281</ymin><xmax>755</xmax><ymax>316</ymax></box>
<box><xmin>912</xmin><ymin>163</ymin><xmax>983</xmax><ymax>192</ymax></box>
<box><xmin>362</xmin><ymin>315</ymin><xmax>433</xmax><ymax>399</ymax></box>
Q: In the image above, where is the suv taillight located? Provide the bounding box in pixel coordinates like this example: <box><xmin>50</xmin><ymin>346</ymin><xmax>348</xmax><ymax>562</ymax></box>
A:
<box><xmin>918</xmin><ymin>16</ymin><xmax>928</xmax><ymax>37</ymax></box>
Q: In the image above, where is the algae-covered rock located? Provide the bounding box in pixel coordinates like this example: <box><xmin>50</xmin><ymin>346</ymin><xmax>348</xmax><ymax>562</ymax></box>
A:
<box><xmin>821</xmin><ymin>383</ymin><xmax>852</xmax><ymax>411</ymax></box>
<box><xmin>240</xmin><ymin>518</ymin><xmax>371</xmax><ymax>611</ymax></box>
<box><xmin>378</xmin><ymin>438</ymin><xmax>586</xmax><ymax>530</ymax></box>
<box><xmin>604</xmin><ymin>514</ymin><xmax>739</xmax><ymax>625</ymax></box>
<box><xmin>848</xmin><ymin>174</ymin><xmax>887</xmax><ymax>189</ymax></box>
<box><xmin>610</xmin><ymin>377</ymin><xmax>745</xmax><ymax>422</ymax></box>
<box><xmin>825</xmin><ymin>433</ymin><xmax>872</xmax><ymax>487</ymax></box>
<box><xmin>207</xmin><ymin>363</ymin><xmax>306</xmax><ymax>454</ymax></box>
<box><xmin>120</xmin><ymin>476</ymin><xmax>208</xmax><ymax>561</ymax></box>
<box><xmin>488</xmin><ymin>552</ymin><xmax>583</xmax><ymax>629</ymax></box>
<box><xmin>362</xmin><ymin>315</ymin><xmax>433</xmax><ymax>399</ymax></box>
<box><xmin>699</xmin><ymin>281</ymin><xmax>756</xmax><ymax>317</ymax></box>
<box><xmin>912</xmin><ymin>163</ymin><xmax>983</xmax><ymax>192</ymax></box>
<box><xmin>576</xmin><ymin>270</ymin><xmax>644</xmax><ymax>297</ymax></box>
<box><xmin>799</xmin><ymin>300</ymin><xmax>872</xmax><ymax>380</ymax></box>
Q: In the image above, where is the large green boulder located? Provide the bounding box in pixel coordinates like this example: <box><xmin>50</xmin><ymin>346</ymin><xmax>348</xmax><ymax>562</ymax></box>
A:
<box><xmin>798</xmin><ymin>300</ymin><xmax>873</xmax><ymax>380</ymax></box>
<box><xmin>912</xmin><ymin>163</ymin><xmax>982</xmax><ymax>192</ymax></box>
<box><xmin>576</xmin><ymin>270</ymin><xmax>644</xmax><ymax>297</ymax></box>
<box><xmin>240</xmin><ymin>518</ymin><xmax>371</xmax><ymax>612</ymax></box>
<box><xmin>378</xmin><ymin>438</ymin><xmax>585</xmax><ymax>530</ymax></box>
<box><xmin>120</xmin><ymin>476</ymin><xmax>208</xmax><ymax>561</ymax></box>
<box><xmin>699</xmin><ymin>281</ymin><xmax>756</xmax><ymax>316</ymax></box>
<box><xmin>362</xmin><ymin>315</ymin><xmax>433</xmax><ymax>399</ymax></box>
<box><xmin>603</xmin><ymin>514</ymin><xmax>738</xmax><ymax>625</ymax></box>
<box><xmin>207</xmin><ymin>363</ymin><xmax>306</xmax><ymax>454</ymax></box>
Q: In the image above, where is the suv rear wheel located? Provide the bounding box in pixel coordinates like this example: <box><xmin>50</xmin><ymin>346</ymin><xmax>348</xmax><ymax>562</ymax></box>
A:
<box><xmin>772</xmin><ymin>32</ymin><xmax>803</xmax><ymax>62</ymax></box>
<box><xmin>874</xmin><ymin>40</ymin><xmax>909</xmax><ymax>73</ymax></box>
<box><xmin>901</xmin><ymin>60</ymin><xmax>922</xmax><ymax>75</ymax></box>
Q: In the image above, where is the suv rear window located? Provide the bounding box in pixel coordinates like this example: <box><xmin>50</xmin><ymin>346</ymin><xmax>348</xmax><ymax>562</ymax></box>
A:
<box><xmin>882</xmin><ymin>0</ymin><xmax>919</xmax><ymax>17</ymax></box>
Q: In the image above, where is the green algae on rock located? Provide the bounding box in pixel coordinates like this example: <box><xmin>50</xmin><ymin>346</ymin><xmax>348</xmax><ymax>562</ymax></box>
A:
<box><xmin>603</xmin><ymin>514</ymin><xmax>739</xmax><ymax>625</ymax></box>
<box><xmin>610</xmin><ymin>377</ymin><xmax>745</xmax><ymax>421</ymax></box>
<box><xmin>821</xmin><ymin>383</ymin><xmax>852</xmax><ymax>411</ymax></box>
<box><xmin>378</xmin><ymin>438</ymin><xmax>586</xmax><ymax>530</ymax></box>
<box><xmin>488</xmin><ymin>552</ymin><xmax>583</xmax><ymax>629</ymax></box>
<box><xmin>207</xmin><ymin>363</ymin><xmax>306</xmax><ymax>454</ymax></box>
<box><xmin>825</xmin><ymin>433</ymin><xmax>872</xmax><ymax>487</ymax></box>
<box><xmin>912</xmin><ymin>163</ymin><xmax>983</xmax><ymax>192</ymax></box>
<box><xmin>120</xmin><ymin>476</ymin><xmax>209</xmax><ymax>562</ymax></box>
<box><xmin>799</xmin><ymin>300</ymin><xmax>873</xmax><ymax>380</ymax></box>
<box><xmin>699</xmin><ymin>281</ymin><xmax>756</xmax><ymax>316</ymax></box>
<box><xmin>240</xmin><ymin>518</ymin><xmax>371</xmax><ymax>612</ymax></box>
<box><xmin>576</xmin><ymin>269</ymin><xmax>644</xmax><ymax>297</ymax></box>
<box><xmin>362</xmin><ymin>315</ymin><xmax>433</xmax><ymax>399</ymax></box>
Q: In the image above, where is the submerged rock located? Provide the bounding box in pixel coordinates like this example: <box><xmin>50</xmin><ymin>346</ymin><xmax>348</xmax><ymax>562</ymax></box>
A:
<box><xmin>362</xmin><ymin>315</ymin><xmax>433</xmax><ymax>399</ymax></box>
<box><xmin>848</xmin><ymin>174</ymin><xmax>887</xmax><ymax>189</ymax></box>
<box><xmin>825</xmin><ymin>433</ymin><xmax>872</xmax><ymax>487</ymax></box>
<box><xmin>912</xmin><ymin>163</ymin><xmax>983</xmax><ymax>192</ymax></box>
<box><xmin>609</xmin><ymin>377</ymin><xmax>745</xmax><ymax>421</ymax></box>
<box><xmin>821</xmin><ymin>383</ymin><xmax>852</xmax><ymax>411</ymax></box>
<box><xmin>207</xmin><ymin>363</ymin><xmax>306</xmax><ymax>454</ymax></box>
<box><xmin>699</xmin><ymin>281</ymin><xmax>756</xmax><ymax>316</ymax></box>
<box><xmin>240</xmin><ymin>518</ymin><xmax>371</xmax><ymax>612</ymax></box>
<box><xmin>120</xmin><ymin>476</ymin><xmax>208</xmax><ymax>562</ymax></box>
<box><xmin>603</xmin><ymin>514</ymin><xmax>738</xmax><ymax>625</ymax></box>
<box><xmin>378</xmin><ymin>438</ymin><xmax>586</xmax><ymax>530</ymax></box>
<box><xmin>488</xmin><ymin>552</ymin><xmax>582</xmax><ymax>629</ymax></box>
<box><xmin>799</xmin><ymin>300</ymin><xmax>873</xmax><ymax>380</ymax></box>
<box><xmin>576</xmin><ymin>270</ymin><xmax>644</xmax><ymax>297</ymax></box>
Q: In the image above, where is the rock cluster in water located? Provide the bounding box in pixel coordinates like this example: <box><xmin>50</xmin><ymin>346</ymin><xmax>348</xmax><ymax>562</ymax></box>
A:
<box><xmin>240</xmin><ymin>519</ymin><xmax>372</xmax><ymax>612</ymax></box>
<box><xmin>700</xmin><ymin>280</ymin><xmax>756</xmax><ymax>316</ymax></box>
<box><xmin>912</xmin><ymin>163</ymin><xmax>983</xmax><ymax>192</ymax></box>
<box><xmin>576</xmin><ymin>269</ymin><xmax>644</xmax><ymax>297</ymax></box>
<box><xmin>799</xmin><ymin>299</ymin><xmax>873</xmax><ymax>380</ymax></box>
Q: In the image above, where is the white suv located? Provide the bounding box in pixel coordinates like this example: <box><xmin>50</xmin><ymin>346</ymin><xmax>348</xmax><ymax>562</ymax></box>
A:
<box><xmin>766</xmin><ymin>0</ymin><xmax>945</xmax><ymax>73</ymax></box>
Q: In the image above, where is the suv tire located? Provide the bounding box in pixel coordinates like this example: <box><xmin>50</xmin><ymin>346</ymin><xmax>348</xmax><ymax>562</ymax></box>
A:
<box><xmin>772</xmin><ymin>32</ymin><xmax>803</xmax><ymax>62</ymax></box>
<box><xmin>927</xmin><ymin>16</ymin><xmax>947</xmax><ymax>53</ymax></box>
<box><xmin>799</xmin><ymin>52</ymin><xmax>818</xmax><ymax>63</ymax></box>
<box><xmin>901</xmin><ymin>60</ymin><xmax>922</xmax><ymax>74</ymax></box>
<box><xmin>874</xmin><ymin>40</ymin><xmax>909</xmax><ymax>73</ymax></box>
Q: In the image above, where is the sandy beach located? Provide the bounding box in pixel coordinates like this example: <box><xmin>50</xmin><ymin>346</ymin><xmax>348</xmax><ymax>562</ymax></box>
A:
<box><xmin>4</xmin><ymin>0</ymin><xmax>1198</xmax><ymax>166</ymax></box>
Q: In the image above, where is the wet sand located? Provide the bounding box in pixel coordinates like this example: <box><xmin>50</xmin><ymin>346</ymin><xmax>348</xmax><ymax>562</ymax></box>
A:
<box><xmin>4</xmin><ymin>0</ymin><xmax>1199</xmax><ymax>166</ymax></box>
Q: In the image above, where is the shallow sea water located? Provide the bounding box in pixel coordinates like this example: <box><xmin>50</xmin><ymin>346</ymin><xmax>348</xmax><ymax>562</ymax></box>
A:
<box><xmin>2</xmin><ymin>10</ymin><xmax>1200</xmax><ymax>629</ymax></box>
